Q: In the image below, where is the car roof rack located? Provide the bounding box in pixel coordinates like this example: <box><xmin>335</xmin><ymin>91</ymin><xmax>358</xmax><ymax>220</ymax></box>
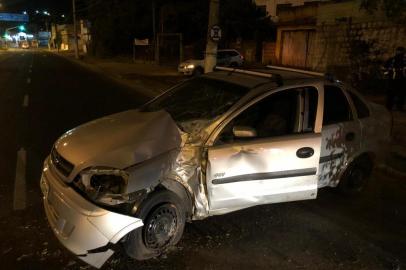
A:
<box><xmin>266</xmin><ymin>65</ymin><xmax>324</xmax><ymax>77</ymax></box>
<box><xmin>215</xmin><ymin>66</ymin><xmax>283</xmax><ymax>86</ymax></box>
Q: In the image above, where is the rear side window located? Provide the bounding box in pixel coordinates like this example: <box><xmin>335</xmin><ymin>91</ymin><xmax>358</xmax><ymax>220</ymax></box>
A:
<box><xmin>348</xmin><ymin>92</ymin><xmax>370</xmax><ymax>119</ymax></box>
<box><xmin>323</xmin><ymin>85</ymin><xmax>353</xmax><ymax>125</ymax></box>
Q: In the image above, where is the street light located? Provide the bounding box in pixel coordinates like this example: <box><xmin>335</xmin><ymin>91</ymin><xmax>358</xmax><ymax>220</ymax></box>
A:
<box><xmin>6</xmin><ymin>25</ymin><xmax>25</xmax><ymax>32</ymax></box>
<box><xmin>23</xmin><ymin>11</ymin><xmax>27</xmax><ymax>15</ymax></box>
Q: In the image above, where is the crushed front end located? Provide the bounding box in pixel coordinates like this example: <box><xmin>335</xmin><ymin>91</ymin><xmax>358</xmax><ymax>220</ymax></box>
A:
<box><xmin>40</xmin><ymin>158</ymin><xmax>143</xmax><ymax>268</ymax></box>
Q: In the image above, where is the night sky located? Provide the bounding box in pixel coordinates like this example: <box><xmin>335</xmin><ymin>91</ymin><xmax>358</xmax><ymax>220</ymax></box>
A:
<box><xmin>1</xmin><ymin>0</ymin><xmax>70</xmax><ymax>13</ymax></box>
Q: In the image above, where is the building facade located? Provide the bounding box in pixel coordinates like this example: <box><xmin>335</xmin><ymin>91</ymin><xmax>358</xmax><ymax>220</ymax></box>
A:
<box><xmin>273</xmin><ymin>0</ymin><xmax>406</xmax><ymax>75</ymax></box>
<box><xmin>254</xmin><ymin>0</ymin><xmax>323</xmax><ymax>18</ymax></box>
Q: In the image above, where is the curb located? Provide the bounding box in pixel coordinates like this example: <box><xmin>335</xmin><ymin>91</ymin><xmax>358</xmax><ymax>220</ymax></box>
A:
<box><xmin>49</xmin><ymin>51</ymin><xmax>157</xmax><ymax>99</ymax></box>
<box><xmin>377</xmin><ymin>164</ymin><xmax>406</xmax><ymax>179</ymax></box>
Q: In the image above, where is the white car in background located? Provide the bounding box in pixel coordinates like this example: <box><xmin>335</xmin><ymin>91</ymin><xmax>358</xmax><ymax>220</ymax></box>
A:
<box><xmin>178</xmin><ymin>49</ymin><xmax>244</xmax><ymax>76</ymax></box>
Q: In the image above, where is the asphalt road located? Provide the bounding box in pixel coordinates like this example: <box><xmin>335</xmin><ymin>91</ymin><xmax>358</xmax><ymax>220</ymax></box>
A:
<box><xmin>0</xmin><ymin>51</ymin><xmax>405</xmax><ymax>270</ymax></box>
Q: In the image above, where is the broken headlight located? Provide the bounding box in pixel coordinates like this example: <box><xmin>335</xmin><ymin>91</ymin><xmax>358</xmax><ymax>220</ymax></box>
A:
<box><xmin>76</xmin><ymin>168</ymin><xmax>130</xmax><ymax>206</ymax></box>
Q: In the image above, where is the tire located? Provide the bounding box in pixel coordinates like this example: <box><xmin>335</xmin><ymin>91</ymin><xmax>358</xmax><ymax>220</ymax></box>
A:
<box><xmin>124</xmin><ymin>190</ymin><xmax>186</xmax><ymax>260</ymax></box>
<box><xmin>338</xmin><ymin>157</ymin><xmax>373</xmax><ymax>195</ymax></box>
<box><xmin>193</xmin><ymin>67</ymin><xmax>203</xmax><ymax>77</ymax></box>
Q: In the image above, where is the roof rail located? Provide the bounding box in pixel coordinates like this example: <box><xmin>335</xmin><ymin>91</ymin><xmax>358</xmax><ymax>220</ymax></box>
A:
<box><xmin>266</xmin><ymin>65</ymin><xmax>324</xmax><ymax>77</ymax></box>
<box><xmin>215</xmin><ymin>66</ymin><xmax>283</xmax><ymax>86</ymax></box>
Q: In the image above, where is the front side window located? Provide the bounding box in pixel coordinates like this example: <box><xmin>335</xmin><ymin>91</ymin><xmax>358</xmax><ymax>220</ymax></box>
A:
<box><xmin>323</xmin><ymin>85</ymin><xmax>353</xmax><ymax>126</ymax></box>
<box><xmin>142</xmin><ymin>77</ymin><xmax>249</xmax><ymax>124</ymax></box>
<box><xmin>216</xmin><ymin>87</ymin><xmax>318</xmax><ymax>144</ymax></box>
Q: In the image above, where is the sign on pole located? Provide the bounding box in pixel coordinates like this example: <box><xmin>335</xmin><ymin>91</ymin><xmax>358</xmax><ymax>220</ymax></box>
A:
<box><xmin>134</xmin><ymin>38</ymin><xmax>149</xmax><ymax>46</ymax></box>
<box><xmin>209</xmin><ymin>25</ymin><xmax>222</xmax><ymax>42</ymax></box>
<box><xmin>0</xmin><ymin>13</ymin><xmax>29</xmax><ymax>22</ymax></box>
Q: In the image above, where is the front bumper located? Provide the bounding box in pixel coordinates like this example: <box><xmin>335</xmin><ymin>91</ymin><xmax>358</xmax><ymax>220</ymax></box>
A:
<box><xmin>178</xmin><ymin>66</ymin><xmax>194</xmax><ymax>75</ymax></box>
<box><xmin>40</xmin><ymin>158</ymin><xmax>143</xmax><ymax>268</ymax></box>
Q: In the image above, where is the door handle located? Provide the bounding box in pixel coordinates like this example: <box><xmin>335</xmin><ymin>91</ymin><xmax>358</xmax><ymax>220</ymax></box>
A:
<box><xmin>345</xmin><ymin>132</ymin><xmax>355</xmax><ymax>142</ymax></box>
<box><xmin>296</xmin><ymin>147</ymin><xmax>314</xmax><ymax>159</ymax></box>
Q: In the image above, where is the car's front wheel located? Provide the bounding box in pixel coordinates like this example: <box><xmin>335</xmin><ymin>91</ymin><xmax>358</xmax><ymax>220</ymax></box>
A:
<box><xmin>124</xmin><ymin>190</ymin><xmax>186</xmax><ymax>260</ymax></box>
<box><xmin>193</xmin><ymin>67</ymin><xmax>204</xmax><ymax>77</ymax></box>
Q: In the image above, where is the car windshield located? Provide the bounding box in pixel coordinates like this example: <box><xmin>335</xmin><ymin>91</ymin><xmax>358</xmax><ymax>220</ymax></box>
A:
<box><xmin>142</xmin><ymin>77</ymin><xmax>249</xmax><ymax>125</ymax></box>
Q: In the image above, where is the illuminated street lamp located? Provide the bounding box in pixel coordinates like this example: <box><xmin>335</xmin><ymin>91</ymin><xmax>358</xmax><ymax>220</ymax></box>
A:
<box><xmin>23</xmin><ymin>11</ymin><xmax>27</xmax><ymax>15</ymax></box>
<box><xmin>5</xmin><ymin>25</ymin><xmax>26</xmax><ymax>34</ymax></box>
<box><xmin>35</xmin><ymin>10</ymin><xmax>39</xmax><ymax>14</ymax></box>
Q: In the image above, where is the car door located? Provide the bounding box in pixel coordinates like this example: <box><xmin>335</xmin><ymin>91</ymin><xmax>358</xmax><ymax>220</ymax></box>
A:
<box><xmin>206</xmin><ymin>86</ymin><xmax>323</xmax><ymax>215</ymax></box>
<box><xmin>318</xmin><ymin>85</ymin><xmax>362</xmax><ymax>188</ymax></box>
<box><xmin>346</xmin><ymin>90</ymin><xmax>374</xmax><ymax>149</ymax></box>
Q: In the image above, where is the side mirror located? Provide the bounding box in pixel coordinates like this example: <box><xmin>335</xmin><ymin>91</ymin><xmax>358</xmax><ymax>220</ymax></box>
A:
<box><xmin>232</xmin><ymin>126</ymin><xmax>257</xmax><ymax>138</ymax></box>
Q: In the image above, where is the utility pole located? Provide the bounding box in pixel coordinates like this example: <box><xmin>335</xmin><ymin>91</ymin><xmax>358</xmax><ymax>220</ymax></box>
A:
<box><xmin>152</xmin><ymin>1</ymin><xmax>158</xmax><ymax>64</ymax></box>
<box><xmin>204</xmin><ymin>0</ymin><xmax>220</xmax><ymax>73</ymax></box>
<box><xmin>72</xmin><ymin>0</ymin><xmax>79</xmax><ymax>59</ymax></box>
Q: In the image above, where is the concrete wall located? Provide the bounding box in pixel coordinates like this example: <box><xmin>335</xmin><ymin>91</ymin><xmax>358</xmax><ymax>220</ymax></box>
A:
<box><xmin>310</xmin><ymin>21</ymin><xmax>406</xmax><ymax>72</ymax></box>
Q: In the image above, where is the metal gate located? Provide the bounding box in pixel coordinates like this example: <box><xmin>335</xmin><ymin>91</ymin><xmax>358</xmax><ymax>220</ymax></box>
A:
<box><xmin>281</xmin><ymin>30</ymin><xmax>315</xmax><ymax>69</ymax></box>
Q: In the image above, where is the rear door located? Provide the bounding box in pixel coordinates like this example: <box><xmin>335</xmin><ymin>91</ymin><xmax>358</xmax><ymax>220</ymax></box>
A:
<box><xmin>318</xmin><ymin>85</ymin><xmax>361</xmax><ymax>188</ymax></box>
<box><xmin>206</xmin><ymin>86</ymin><xmax>323</xmax><ymax>215</ymax></box>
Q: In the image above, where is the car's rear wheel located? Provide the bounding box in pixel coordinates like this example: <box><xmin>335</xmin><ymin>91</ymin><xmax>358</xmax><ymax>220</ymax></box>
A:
<box><xmin>338</xmin><ymin>156</ymin><xmax>373</xmax><ymax>195</ymax></box>
<box><xmin>124</xmin><ymin>190</ymin><xmax>186</xmax><ymax>260</ymax></box>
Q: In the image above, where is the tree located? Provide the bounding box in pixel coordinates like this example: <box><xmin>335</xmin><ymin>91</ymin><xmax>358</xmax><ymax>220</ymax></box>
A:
<box><xmin>81</xmin><ymin>0</ymin><xmax>274</xmax><ymax>57</ymax></box>
<box><xmin>82</xmin><ymin>0</ymin><xmax>153</xmax><ymax>56</ymax></box>
<box><xmin>360</xmin><ymin>0</ymin><xmax>406</xmax><ymax>21</ymax></box>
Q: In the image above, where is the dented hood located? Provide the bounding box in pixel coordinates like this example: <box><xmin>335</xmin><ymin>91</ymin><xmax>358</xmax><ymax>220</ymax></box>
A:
<box><xmin>55</xmin><ymin>110</ymin><xmax>181</xmax><ymax>178</ymax></box>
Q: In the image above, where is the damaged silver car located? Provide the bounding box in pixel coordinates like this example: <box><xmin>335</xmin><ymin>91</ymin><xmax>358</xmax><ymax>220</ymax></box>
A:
<box><xmin>40</xmin><ymin>66</ymin><xmax>391</xmax><ymax>268</ymax></box>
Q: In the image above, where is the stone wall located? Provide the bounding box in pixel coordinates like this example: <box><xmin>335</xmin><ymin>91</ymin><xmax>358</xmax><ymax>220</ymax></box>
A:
<box><xmin>310</xmin><ymin>20</ymin><xmax>406</xmax><ymax>73</ymax></box>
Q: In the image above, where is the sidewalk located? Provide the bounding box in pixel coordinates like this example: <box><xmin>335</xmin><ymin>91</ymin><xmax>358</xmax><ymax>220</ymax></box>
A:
<box><xmin>53</xmin><ymin>51</ymin><xmax>184</xmax><ymax>98</ymax></box>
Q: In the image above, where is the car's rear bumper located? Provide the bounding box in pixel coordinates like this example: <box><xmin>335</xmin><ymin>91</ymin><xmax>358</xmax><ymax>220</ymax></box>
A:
<box><xmin>40</xmin><ymin>158</ymin><xmax>143</xmax><ymax>268</ymax></box>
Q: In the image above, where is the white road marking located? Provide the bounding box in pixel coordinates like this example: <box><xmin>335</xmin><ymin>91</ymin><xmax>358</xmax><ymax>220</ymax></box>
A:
<box><xmin>26</xmin><ymin>78</ymin><xmax>31</xmax><ymax>84</ymax></box>
<box><xmin>13</xmin><ymin>148</ymin><xmax>27</xmax><ymax>210</ymax></box>
<box><xmin>22</xmin><ymin>94</ymin><xmax>29</xmax><ymax>107</ymax></box>
<box><xmin>28</xmin><ymin>69</ymin><xmax>32</xmax><ymax>73</ymax></box>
